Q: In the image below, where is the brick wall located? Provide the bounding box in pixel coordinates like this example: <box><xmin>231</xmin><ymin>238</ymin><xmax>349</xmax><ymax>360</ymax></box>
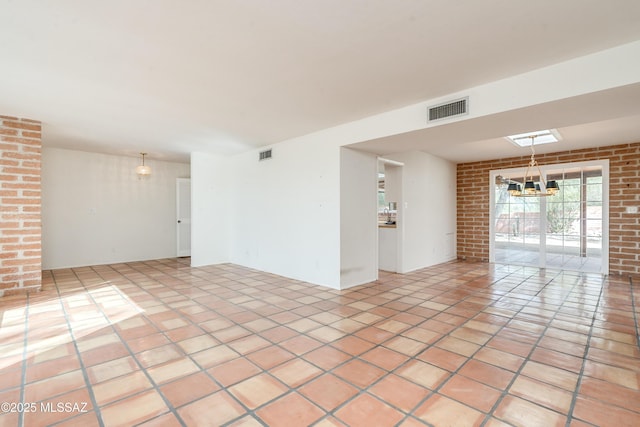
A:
<box><xmin>457</xmin><ymin>142</ymin><xmax>640</xmax><ymax>277</ymax></box>
<box><xmin>0</xmin><ymin>115</ymin><xmax>42</xmax><ymax>295</ymax></box>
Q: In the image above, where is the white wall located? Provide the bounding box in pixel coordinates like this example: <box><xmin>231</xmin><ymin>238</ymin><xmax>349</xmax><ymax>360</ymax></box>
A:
<box><xmin>228</xmin><ymin>139</ymin><xmax>341</xmax><ymax>288</ymax></box>
<box><xmin>188</xmin><ymin>42</ymin><xmax>640</xmax><ymax>288</ymax></box>
<box><xmin>41</xmin><ymin>148</ymin><xmax>190</xmax><ymax>269</ymax></box>
<box><xmin>190</xmin><ymin>152</ymin><xmax>230</xmax><ymax>266</ymax></box>
<box><xmin>388</xmin><ymin>150</ymin><xmax>457</xmax><ymax>272</ymax></box>
<box><xmin>340</xmin><ymin>147</ymin><xmax>378</xmax><ymax>288</ymax></box>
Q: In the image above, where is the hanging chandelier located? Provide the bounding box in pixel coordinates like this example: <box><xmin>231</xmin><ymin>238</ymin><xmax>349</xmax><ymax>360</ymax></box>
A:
<box><xmin>136</xmin><ymin>152</ymin><xmax>151</xmax><ymax>176</ymax></box>
<box><xmin>507</xmin><ymin>135</ymin><xmax>559</xmax><ymax>197</ymax></box>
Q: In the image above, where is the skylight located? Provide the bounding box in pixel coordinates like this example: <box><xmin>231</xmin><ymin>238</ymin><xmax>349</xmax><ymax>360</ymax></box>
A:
<box><xmin>506</xmin><ymin>129</ymin><xmax>561</xmax><ymax>147</ymax></box>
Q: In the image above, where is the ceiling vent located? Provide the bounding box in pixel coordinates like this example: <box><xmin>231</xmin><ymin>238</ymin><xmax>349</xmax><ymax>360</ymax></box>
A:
<box><xmin>259</xmin><ymin>149</ymin><xmax>272</xmax><ymax>161</ymax></box>
<box><xmin>428</xmin><ymin>97</ymin><xmax>468</xmax><ymax>122</ymax></box>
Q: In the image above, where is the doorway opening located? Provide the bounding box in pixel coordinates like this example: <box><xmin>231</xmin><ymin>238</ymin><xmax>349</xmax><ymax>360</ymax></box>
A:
<box><xmin>377</xmin><ymin>157</ymin><xmax>403</xmax><ymax>273</ymax></box>
<box><xmin>490</xmin><ymin>160</ymin><xmax>609</xmax><ymax>274</ymax></box>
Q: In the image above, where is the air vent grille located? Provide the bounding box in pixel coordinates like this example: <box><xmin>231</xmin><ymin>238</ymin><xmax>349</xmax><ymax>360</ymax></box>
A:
<box><xmin>428</xmin><ymin>97</ymin><xmax>468</xmax><ymax>122</ymax></box>
<box><xmin>259</xmin><ymin>149</ymin><xmax>272</xmax><ymax>161</ymax></box>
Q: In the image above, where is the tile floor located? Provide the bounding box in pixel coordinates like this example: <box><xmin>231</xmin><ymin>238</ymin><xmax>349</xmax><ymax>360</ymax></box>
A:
<box><xmin>1</xmin><ymin>259</ymin><xmax>639</xmax><ymax>427</ymax></box>
<box><xmin>494</xmin><ymin>247</ymin><xmax>603</xmax><ymax>274</ymax></box>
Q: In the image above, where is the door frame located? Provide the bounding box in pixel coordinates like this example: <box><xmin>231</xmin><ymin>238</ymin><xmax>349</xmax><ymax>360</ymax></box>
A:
<box><xmin>489</xmin><ymin>159</ymin><xmax>609</xmax><ymax>274</ymax></box>
<box><xmin>176</xmin><ymin>177</ymin><xmax>191</xmax><ymax>257</ymax></box>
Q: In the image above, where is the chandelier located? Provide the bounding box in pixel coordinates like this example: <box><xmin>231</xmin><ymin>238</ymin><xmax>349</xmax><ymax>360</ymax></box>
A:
<box><xmin>507</xmin><ymin>135</ymin><xmax>559</xmax><ymax>197</ymax></box>
<box><xmin>136</xmin><ymin>152</ymin><xmax>151</xmax><ymax>176</ymax></box>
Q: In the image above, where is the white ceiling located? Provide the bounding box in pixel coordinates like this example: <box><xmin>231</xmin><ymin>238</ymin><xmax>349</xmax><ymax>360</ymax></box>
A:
<box><xmin>2</xmin><ymin>0</ymin><xmax>640</xmax><ymax>163</ymax></box>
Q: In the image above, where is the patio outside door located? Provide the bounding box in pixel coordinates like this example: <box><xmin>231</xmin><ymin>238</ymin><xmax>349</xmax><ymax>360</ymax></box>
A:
<box><xmin>490</xmin><ymin>160</ymin><xmax>608</xmax><ymax>274</ymax></box>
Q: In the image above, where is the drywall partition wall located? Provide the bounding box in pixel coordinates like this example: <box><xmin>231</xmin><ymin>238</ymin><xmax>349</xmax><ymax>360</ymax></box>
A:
<box><xmin>387</xmin><ymin>151</ymin><xmax>457</xmax><ymax>272</ymax></box>
<box><xmin>230</xmin><ymin>139</ymin><xmax>341</xmax><ymax>289</ymax></box>
<box><xmin>41</xmin><ymin>148</ymin><xmax>190</xmax><ymax>269</ymax></box>
<box><xmin>190</xmin><ymin>151</ymin><xmax>230</xmax><ymax>267</ymax></box>
<box><xmin>201</xmin><ymin>42</ymin><xmax>640</xmax><ymax>289</ymax></box>
<box><xmin>340</xmin><ymin>147</ymin><xmax>378</xmax><ymax>289</ymax></box>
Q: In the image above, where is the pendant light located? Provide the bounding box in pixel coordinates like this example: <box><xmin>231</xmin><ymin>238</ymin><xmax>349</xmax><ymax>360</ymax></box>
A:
<box><xmin>507</xmin><ymin>136</ymin><xmax>559</xmax><ymax>197</ymax></box>
<box><xmin>136</xmin><ymin>152</ymin><xmax>151</xmax><ymax>176</ymax></box>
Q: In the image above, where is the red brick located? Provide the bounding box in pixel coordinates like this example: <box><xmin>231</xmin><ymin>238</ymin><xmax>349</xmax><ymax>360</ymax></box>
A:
<box><xmin>1</xmin><ymin>121</ymin><xmax>41</xmax><ymax>131</ymax></box>
<box><xmin>3</xmin><ymin>272</ymin><xmax>41</xmax><ymax>282</ymax></box>
<box><xmin>2</xmin><ymin>182</ymin><xmax>39</xmax><ymax>190</ymax></box>
<box><xmin>0</xmin><ymin>282</ymin><xmax>20</xmax><ymax>290</ymax></box>
<box><xmin>6</xmin><ymin>240</ymin><xmax>40</xmax><ymax>247</ymax></box>
<box><xmin>0</xmin><ymin>159</ymin><xmax>20</xmax><ymax>167</ymax></box>
<box><xmin>0</xmin><ymin>221</ymin><xmax>20</xmax><ymax>228</ymax></box>
<box><xmin>1</xmin><ymin>167</ymin><xmax>40</xmax><ymax>175</ymax></box>
<box><xmin>0</xmin><ymin>128</ymin><xmax>18</xmax><ymax>136</ymax></box>
<box><xmin>0</xmin><ymin>252</ymin><xmax>18</xmax><ymax>259</ymax></box>
<box><xmin>1</xmin><ymin>198</ymin><xmax>40</xmax><ymax>205</ymax></box>
<box><xmin>0</xmin><ymin>136</ymin><xmax>41</xmax><ymax>145</ymax></box>
<box><xmin>2</xmin><ymin>257</ymin><xmax>40</xmax><ymax>266</ymax></box>
<box><xmin>21</xmin><ymin>131</ymin><xmax>42</xmax><ymax>139</ymax></box>
<box><xmin>2</xmin><ymin>151</ymin><xmax>40</xmax><ymax>161</ymax></box>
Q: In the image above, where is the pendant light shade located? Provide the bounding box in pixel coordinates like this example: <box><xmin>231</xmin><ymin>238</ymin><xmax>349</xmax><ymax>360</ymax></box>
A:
<box><xmin>136</xmin><ymin>153</ymin><xmax>151</xmax><ymax>176</ymax></box>
<box><xmin>546</xmin><ymin>180</ymin><xmax>560</xmax><ymax>195</ymax></box>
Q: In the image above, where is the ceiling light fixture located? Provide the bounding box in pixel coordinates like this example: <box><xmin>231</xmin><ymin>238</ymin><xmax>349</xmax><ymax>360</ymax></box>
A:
<box><xmin>136</xmin><ymin>152</ymin><xmax>151</xmax><ymax>176</ymax></box>
<box><xmin>507</xmin><ymin>135</ymin><xmax>559</xmax><ymax>197</ymax></box>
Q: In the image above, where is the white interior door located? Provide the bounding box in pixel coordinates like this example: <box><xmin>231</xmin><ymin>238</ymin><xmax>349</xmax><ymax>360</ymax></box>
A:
<box><xmin>176</xmin><ymin>178</ymin><xmax>191</xmax><ymax>257</ymax></box>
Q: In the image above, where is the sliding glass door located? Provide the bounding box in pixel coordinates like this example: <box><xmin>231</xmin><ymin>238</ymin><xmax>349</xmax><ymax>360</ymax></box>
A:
<box><xmin>490</xmin><ymin>160</ymin><xmax>608</xmax><ymax>274</ymax></box>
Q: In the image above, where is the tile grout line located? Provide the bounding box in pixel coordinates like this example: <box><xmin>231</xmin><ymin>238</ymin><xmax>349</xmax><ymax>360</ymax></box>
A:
<box><xmin>304</xmin><ymin>265</ymin><xmax>578</xmax><ymax>426</ymax></box>
<box><xmin>417</xmin><ymin>267</ymin><xmax>553</xmax><ymax>418</ymax></box>
<box><xmin>127</xmin><ymin>259</ymin><xmax>455</xmax><ymax>426</ymax></box>
<box><xmin>117</xmin><ymin>261</ymin><xmax>282</xmax><ymax>427</ymax></box>
<box><xmin>629</xmin><ymin>276</ymin><xmax>640</xmax><ymax>351</ymax></box>
<box><xmin>454</xmin><ymin>268</ymin><xmax>571</xmax><ymax>427</ymax></box>
<box><xmin>86</xmin><ymin>262</ymin><xmax>200</xmax><ymax>427</ymax></box>
<box><xmin>314</xmin><ymin>266</ymin><xmax>517</xmax><ymax>425</ymax></box>
<box><xmin>216</xmin><ymin>264</ymin><xmax>503</xmax><ymax>426</ymax></box>
<box><xmin>563</xmin><ymin>274</ymin><xmax>607</xmax><ymax>427</ymax></box>
<box><xmin>305</xmin><ymin>265</ymin><xmax>528</xmax><ymax>426</ymax></box>
<box><xmin>385</xmin><ymin>266</ymin><xmax>529</xmax><ymax>426</ymax></box>
<box><xmin>56</xmin><ymin>264</ymin><xmax>187</xmax><ymax>427</ymax></box>
<box><xmin>478</xmin><ymin>269</ymin><xmax>589</xmax><ymax>427</ymax></box>
<box><xmin>135</xmin><ymin>260</ymin><xmax>343</xmax><ymax>427</ymax></box>
<box><xmin>123</xmin><ymin>260</ymin><xmax>293</xmax><ymax>426</ymax></box>
<box><xmin>48</xmin><ymin>268</ymin><xmax>105</xmax><ymax>427</ymax></box>
<box><xmin>35</xmin><ymin>260</ymin><xmax>617</xmax><ymax>426</ymax></box>
<box><xmin>17</xmin><ymin>293</ymin><xmax>30</xmax><ymax>427</ymax></box>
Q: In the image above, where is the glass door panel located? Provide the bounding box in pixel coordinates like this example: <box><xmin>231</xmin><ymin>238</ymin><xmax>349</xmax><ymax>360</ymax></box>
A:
<box><xmin>544</xmin><ymin>166</ymin><xmax>602</xmax><ymax>273</ymax></box>
<box><xmin>491</xmin><ymin>161</ymin><xmax>607</xmax><ymax>274</ymax></box>
<box><xmin>494</xmin><ymin>177</ymin><xmax>541</xmax><ymax>267</ymax></box>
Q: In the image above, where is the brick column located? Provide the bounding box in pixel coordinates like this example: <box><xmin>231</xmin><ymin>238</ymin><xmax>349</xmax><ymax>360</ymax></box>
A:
<box><xmin>0</xmin><ymin>115</ymin><xmax>42</xmax><ymax>296</ymax></box>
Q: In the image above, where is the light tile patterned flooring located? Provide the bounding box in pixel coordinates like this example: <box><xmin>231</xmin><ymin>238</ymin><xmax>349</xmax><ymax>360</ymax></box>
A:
<box><xmin>1</xmin><ymin>259</ymin><xmax>639</xmax><ymax>426</ymax></box>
